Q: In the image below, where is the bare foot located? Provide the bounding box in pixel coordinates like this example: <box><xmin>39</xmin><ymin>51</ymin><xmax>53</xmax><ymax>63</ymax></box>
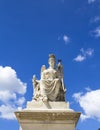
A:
<box><xmin>42</xmin><ymin>96</ymin><xmax>48</xmax><ymax>102</ymax></box>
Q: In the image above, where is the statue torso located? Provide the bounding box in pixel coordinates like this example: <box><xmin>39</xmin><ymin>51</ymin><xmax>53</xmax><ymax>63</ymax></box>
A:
<box><xmin>41</xmin><ymin>68</ymin><xmax>57</xmax><ymax>80</ymax></box>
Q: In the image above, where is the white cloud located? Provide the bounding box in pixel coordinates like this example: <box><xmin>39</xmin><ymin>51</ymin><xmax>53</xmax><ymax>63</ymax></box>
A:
<box><xmin>0</xmin><ymin>91</ymin><xmax>16</xmax><ymax>103</ymax></box>
<box><xmin>73</xmin><ymin>55</ymin><xmax>86</xmax><ymax>62</ymax></box>
<box><xmin>88</xmin><ymin>0</ymin><xmax>96</xmax><ymax>4</ymax></box>
<box><xmin>74</xmin><ymin>48</ymin><xmax>94</xmax><ymax>62</ymax></box>
<box><xmin>73</xmin><ymin>89</ymin><xmax>100</xmax><ymax>121</ymax></box>
<box><xmin>0</xmin><ymin>66</ymin><xmax>27</xmax><ymax>120</ymax></box>
<box><xmin>63</xmin><ymin>35</ymin><xmax>70</xmax><ymax>44</ymax></box>
<box><xmin>92</xmin><ymin>26</ymin><xmax>100</xmax><ymax>38</ymax></box>
<box><xmin>58</xmin><ymin>34</ymin><xmax>70</xmax><ymax>44</ymax></box>
<box><xmin>16</xmin><ymin>97</ymin><xmax>25</xmax><ymax>106</ymax></box>
<box><xmin>0</xmin><ymin>105</ymin><xmax>18</xmax><ymax>120</ymax></box>
<box><xmin>85</xmin><ymin>48</ymin><xmax>94</xmax><ymax>56</ymax></box>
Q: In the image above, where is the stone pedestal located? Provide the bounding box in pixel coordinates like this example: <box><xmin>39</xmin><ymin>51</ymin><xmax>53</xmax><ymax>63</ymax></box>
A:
<box><xmin>15</xmin><ymin>101</ymin><xmax>81</xmax><ymax>130</ymax></box>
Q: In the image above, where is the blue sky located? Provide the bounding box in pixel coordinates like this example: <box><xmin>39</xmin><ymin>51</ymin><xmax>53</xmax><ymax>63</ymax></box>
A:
<box><xmin>0</xmin><ymin>0</ymin><xmax>100</xmax><ymax>130</ymax></box>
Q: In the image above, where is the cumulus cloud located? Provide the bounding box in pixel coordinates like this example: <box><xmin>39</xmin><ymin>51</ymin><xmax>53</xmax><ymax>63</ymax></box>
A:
<box><xmin>0</xmin><ymin>66</ymin><xmax>27</xmax><ymax>120</ymax></box>
<box><xmin>73</xmin><ymin>55</ymin><xmax>86</xmax><ymax>62</ymax></box>
<box><xmin>73</xmin><ymin>48</ymin><xmax>94</xmax><ymax>62</ymax></box>
<box><xmin>73</xmin><ymin>89</ymin><xmax>100</xmax><ymax>121</ymax></box>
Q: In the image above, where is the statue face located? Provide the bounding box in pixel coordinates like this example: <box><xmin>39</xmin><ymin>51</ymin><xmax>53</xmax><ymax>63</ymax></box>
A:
<box><xmin>48</xmin><ymin>58</ymin><xmax>55</xmax><ymax>68</ymax></box>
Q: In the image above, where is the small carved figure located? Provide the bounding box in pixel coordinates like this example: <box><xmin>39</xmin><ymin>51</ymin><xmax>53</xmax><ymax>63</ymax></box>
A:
<box><xmin>57</xmin><ymin>60</ymin><xmax>66</xmax><ymax>92</ymax></box>
<box><xmin>32</xmin><ymin>75</ymin><xmax>41</xmax><ymax>100</ymax></box>
<box><xmin>56</xmin><ymin>59</ymin><xmax>66</xmax><ymax>101</ymax></box>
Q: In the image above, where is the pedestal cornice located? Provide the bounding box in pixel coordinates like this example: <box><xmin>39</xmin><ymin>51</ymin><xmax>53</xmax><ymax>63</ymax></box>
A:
<box><xmin>15</xmin><ymin>110</ymin><xmax>81</xmax><ymax>126</ymax></box>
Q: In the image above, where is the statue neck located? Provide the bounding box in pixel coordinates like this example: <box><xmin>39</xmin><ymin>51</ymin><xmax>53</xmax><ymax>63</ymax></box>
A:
<box><xmin>49</xmin><ymin>66</ymin><xmax>54</xmax><ymax>69</ymax></box>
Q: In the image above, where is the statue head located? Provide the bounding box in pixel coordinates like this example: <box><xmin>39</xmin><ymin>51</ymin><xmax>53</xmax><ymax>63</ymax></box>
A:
<box><xmin>48</xmin><ymin>54</ymin><xmax>56</xmax><ymax>68</ymax></box>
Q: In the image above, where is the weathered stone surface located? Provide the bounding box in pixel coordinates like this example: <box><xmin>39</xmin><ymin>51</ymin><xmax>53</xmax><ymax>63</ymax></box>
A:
<box><xmin>26</xmin><ymin>100</ymin><xmax>71</xmax><ymax>110</ymax></box>
<box><xmin>15</xmin><ymin>110</ymin><xmax>80</xmax><ymax>122</ymax></box>
<box><xmin>15</xmin><ymin>110</ymin><xmax>81</xmax><ymax>130</ymax></box>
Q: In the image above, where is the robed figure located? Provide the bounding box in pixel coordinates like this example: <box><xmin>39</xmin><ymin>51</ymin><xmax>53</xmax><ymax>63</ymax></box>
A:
<box><xmin>32</xmin><ymin>54</ymin><xmax>66</xmax><ymax>102</ymax></box>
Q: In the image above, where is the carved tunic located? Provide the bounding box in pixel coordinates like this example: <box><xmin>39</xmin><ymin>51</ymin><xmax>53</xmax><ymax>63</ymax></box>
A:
<box><xmin>40</xmin><ymin>68</ymin><xmax>61</xmax><ymax>101</ymax></box>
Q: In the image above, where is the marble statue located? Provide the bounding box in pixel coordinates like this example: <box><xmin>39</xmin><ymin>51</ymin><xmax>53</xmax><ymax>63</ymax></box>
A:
<box><xmin>32</xmin><ymin>54</ymin><xmax>66</xmax><ymax>102</ymax></box>
<box><xmin>15</xmin><ymin>54</ymin><xmax>81</xmax><ymax>130</ymax></box>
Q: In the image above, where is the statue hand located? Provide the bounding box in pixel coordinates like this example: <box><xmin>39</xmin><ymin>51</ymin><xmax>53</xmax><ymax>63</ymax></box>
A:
<box><xmin>32</xmin><ymin>75</ymin><xmax>36</xmax><ymax>82</ymax></box>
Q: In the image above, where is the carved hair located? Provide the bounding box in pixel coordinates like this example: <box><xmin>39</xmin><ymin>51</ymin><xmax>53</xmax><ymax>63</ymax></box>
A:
<box><xmin>48</xmin><ymin>54</ymin><xmax>56</xmax><ymax>63</ymax></box>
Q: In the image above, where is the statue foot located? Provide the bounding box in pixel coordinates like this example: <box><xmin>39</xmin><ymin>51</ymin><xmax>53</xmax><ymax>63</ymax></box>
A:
<box><xmin>42</xmin><ymin>96</ymin><xmax>48</xmax><ymax>102</ymax></box>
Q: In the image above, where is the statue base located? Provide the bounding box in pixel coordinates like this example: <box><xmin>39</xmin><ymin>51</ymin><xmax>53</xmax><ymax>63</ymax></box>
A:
<box><xmin>15</xmin><ymin>109</ymin><xmax>80</xmax><ymax>130</ymax></box>
<box><xmin>26</xmin><ymin>100</ymin><xmax>71</xmax><ymax>110</ymax></box>
<box><xmin>15</xmin><ymin>101</ymin><xmax>81</xmax><ymax>130</ymax></box>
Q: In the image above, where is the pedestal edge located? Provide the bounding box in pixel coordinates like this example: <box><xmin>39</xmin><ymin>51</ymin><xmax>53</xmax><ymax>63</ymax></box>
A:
<box><xmin>15</xmin><ymin>110</ymin><xmax>81</xmax><ymax>126</ymax></box>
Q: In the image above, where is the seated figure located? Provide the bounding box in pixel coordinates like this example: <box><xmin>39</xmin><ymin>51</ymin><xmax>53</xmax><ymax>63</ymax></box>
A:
<box><xmin>32</xmin><ymin>54</ymin><xmax>66</xmax><ymax>102</ymax></box>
